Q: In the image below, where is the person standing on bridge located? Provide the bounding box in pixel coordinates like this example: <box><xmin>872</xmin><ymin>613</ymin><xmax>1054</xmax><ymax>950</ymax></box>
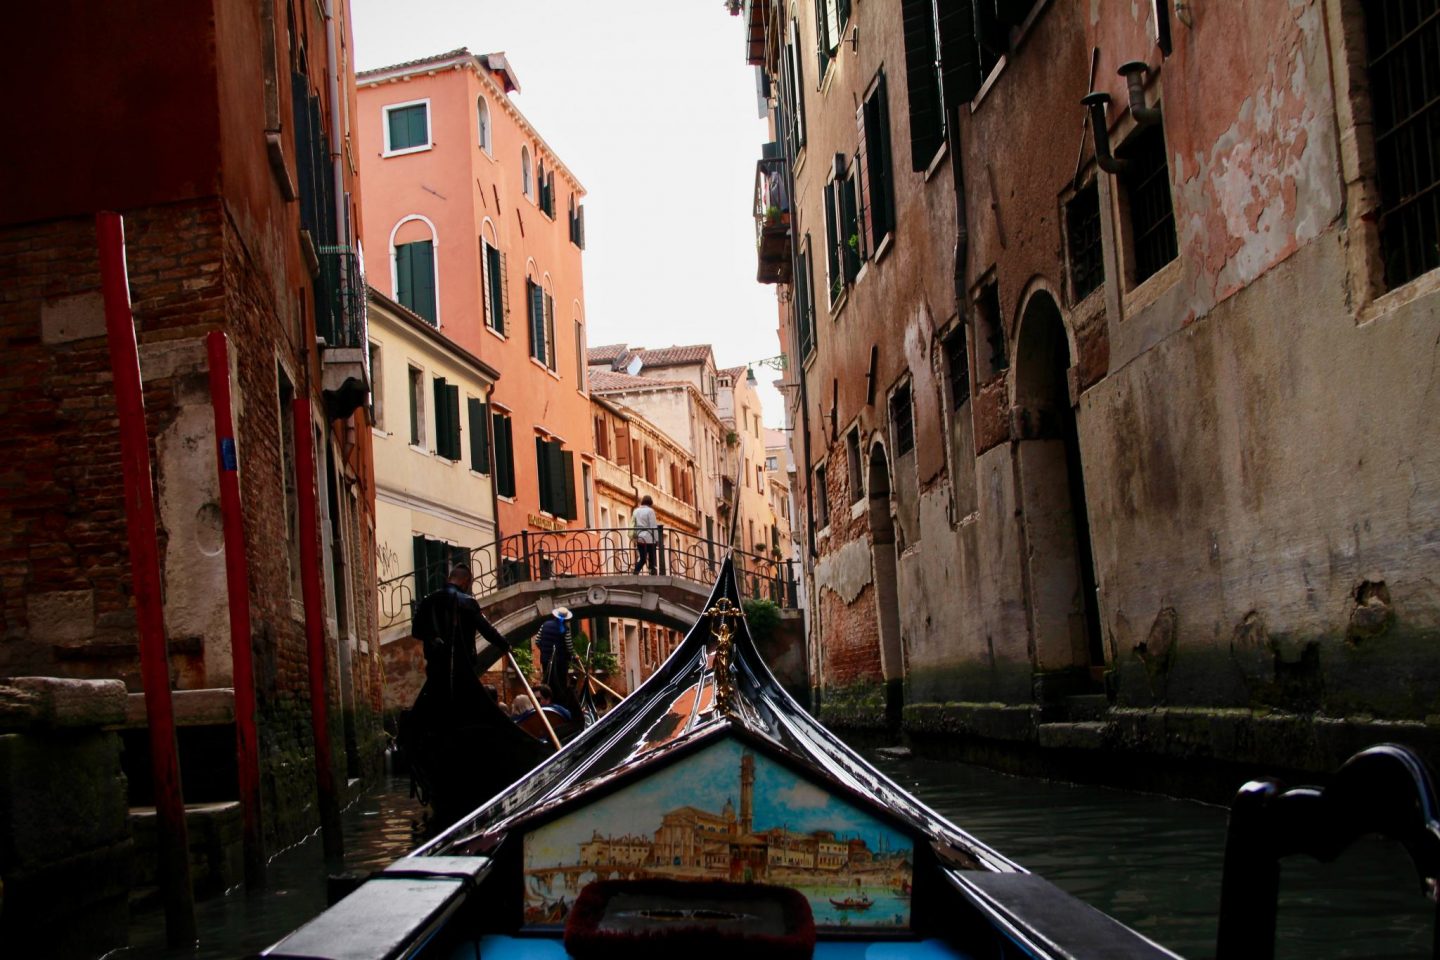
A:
<box><xmin>632</xmin><ymin>495</ymin><xmax>659</xmax><ymax>575</ymax></box>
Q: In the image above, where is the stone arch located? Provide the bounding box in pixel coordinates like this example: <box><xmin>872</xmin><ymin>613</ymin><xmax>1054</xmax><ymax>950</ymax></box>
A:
<box><xmin>1012</xmin><ymin>290</ymin><xmax>1104</xmax><ymax>698</ymax></box>
<box><xmin>866</xmin><ymin>440</ymin><xmax>904</xmax><ymax>724</ymax></box>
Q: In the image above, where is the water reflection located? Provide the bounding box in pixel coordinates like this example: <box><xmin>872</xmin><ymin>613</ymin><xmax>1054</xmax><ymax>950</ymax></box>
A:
<box><xmin>864</xmin><ymin>749</ymin><xmax>1433</xmax><ymax>959</ymax></box>
<box><xmin>118</xmin><ymin>777</ymin><xmax>426</xmax><ymax>960</ymax></box>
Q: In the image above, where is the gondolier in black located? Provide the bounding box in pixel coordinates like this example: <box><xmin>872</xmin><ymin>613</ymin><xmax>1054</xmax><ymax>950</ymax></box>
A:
<box><xmin>413</xmin><ymin>563</ymin><xmax>512</xmax><ymax>715</ymax></box>
<box><xmin>405</xmin><ymin>562</ymin><xmax>548</xmax><ymax>826</ymax></box>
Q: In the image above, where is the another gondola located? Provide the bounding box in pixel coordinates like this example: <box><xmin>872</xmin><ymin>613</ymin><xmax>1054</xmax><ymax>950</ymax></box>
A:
<box><xmin>265</xmin><ymin>557</ymin><xmax>1183</xmax><ymax>960</ymax></box>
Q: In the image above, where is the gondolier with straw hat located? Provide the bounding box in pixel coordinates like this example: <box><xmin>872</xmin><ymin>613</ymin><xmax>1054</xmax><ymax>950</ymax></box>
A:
<box><xmin>535</xmin><ymin>605</ymin><xmax>575</xmax><ymax>700</ymax></box>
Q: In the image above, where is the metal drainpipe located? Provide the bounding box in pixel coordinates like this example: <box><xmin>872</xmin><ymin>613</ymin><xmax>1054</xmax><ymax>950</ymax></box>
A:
<box><xmin>948</xmin><ymin>101</ymin><xmax>970</xmax><ymax>317</ymax></box>
<box><xmin>324</xmin><ymin>0</ymin><xmax>347</xmax><ymax>246</ymax></box>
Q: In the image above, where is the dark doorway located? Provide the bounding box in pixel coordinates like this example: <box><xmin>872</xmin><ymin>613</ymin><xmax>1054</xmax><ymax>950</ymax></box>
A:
<box><xmin>1013</xmin><ymin>294</ymin><xmax>1104</xmax><ymax>688</ymax></box>
<box><xmin>867</xmin><ymin>444</ymin><xmax>905</xmax><ymax>724</ymax></box>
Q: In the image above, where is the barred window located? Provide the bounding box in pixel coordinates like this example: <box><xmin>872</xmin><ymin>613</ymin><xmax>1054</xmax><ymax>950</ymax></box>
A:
<box><xmin>890</xmin><ymin>383</ymin><xmax>914</xmax><ymax>456</ymax></box>
<box><xmin>1066</xmin><ymin>180</ymin><xmax>1105</xmax><ymax>301</ymax></box>
<box><xmin>943</xmin><ymin>326</ymin><xmax>969</xmax><ymax>410</ymax></box>
<box><xmin>1119</xmin><ymin>124</ymin><xmax>1178</xmax><ymax>286</ymax></box>
<box><xmin>1365</xmin><ymin>0</ymin><xmax>1440</xmax><ymax>288</ymax></box>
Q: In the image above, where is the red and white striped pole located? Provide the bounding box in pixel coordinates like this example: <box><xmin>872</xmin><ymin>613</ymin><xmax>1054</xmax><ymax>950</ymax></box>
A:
<box><xmin>97</xmin><ymin>211</ymin><xmax>197</xmax><ymax>945</ymax></box>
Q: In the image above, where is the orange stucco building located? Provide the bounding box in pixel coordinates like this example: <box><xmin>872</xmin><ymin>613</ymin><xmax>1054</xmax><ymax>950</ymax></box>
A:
<box><xmin>357</xmin><ymin>49</ymin><xmax>592</xmax><ymax>553</ymax></box>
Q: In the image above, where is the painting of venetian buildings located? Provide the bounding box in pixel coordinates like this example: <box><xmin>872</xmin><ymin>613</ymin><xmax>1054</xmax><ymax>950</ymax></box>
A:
<box><xmin>522</xmin><ymin>737</ymin><xmax>914</xmax><ymax>928</ymax></box>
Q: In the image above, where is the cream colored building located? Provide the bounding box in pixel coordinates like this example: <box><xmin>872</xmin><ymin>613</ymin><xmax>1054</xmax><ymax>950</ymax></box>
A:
<box><xmin>588</xmin><ymin>344</ymin><xmax>731</xmax><ymax>547</ymax></box>
<box><xmin>369</xmin><ymin>288</ymin><xmax>501</xmax><ymax>644</ymax></box>
<box><xmin>716</xmin><ymin>366</ymin><xmax>771</xmax><ymax>557</ymax></box>
<box><xmin>590</xmin><ymin>394</ymin><xmax>701</xmax><ymax>693</ymax></box>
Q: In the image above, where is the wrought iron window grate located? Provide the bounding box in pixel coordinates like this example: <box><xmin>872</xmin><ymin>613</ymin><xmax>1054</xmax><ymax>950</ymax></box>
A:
<box><xmin>1366</xmin><ymin>0</ymin><xmax>1440</xmax><ymax>288</ymax></box>
<box><xmin>1120</xmin><ymin>124</ymin><xmax>1178</xmax><ymax>285</ymax></box>
<box><xmin>1067</xmin><ymin>181</ymin><xmax>1105</xmax><ymax>301</ymax></box>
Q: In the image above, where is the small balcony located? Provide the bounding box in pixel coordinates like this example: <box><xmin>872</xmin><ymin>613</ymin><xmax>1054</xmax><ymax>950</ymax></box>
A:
<box><xmin>317</xmin><ymin>245</ymin><xmax>370</xmax><ymax>419</ymax></box>
<box><xmin>754</xmin><ymin>156</ymin><xmax>793</xmax><ymax>285</ymax></box>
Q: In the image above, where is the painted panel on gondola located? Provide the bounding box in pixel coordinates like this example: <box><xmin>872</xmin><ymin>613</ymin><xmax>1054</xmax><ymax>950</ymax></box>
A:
<box><xmin>522</xmin><ymin>737</ymin><xmax>914</xmax><ymax>929</ymax></box>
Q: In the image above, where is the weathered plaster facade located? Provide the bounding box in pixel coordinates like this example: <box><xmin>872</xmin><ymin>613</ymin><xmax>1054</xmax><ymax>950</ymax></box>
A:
<box><xmin>741</xmin><ymin>0</ymin><xmax>1440</xmax><ymax>774</ymax></box>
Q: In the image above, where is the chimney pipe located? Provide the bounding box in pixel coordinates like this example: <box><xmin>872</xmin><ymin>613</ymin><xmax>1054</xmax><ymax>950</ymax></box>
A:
<box><xmin>1118</xmin><ymin>61</ymin><xmax>1163</xmax><ymax>127</ymax></box>
<box><xmin>1081</xmin><ymin>92</ymin><xmax>1130</xmax><ymax>175</ymax></box>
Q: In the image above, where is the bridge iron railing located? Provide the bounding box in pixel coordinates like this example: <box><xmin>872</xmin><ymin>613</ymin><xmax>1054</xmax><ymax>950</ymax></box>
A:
<box><xmin>377</xmin><ymin>526</ymin><xmax>799</xmax><ymax>632</ymax></box>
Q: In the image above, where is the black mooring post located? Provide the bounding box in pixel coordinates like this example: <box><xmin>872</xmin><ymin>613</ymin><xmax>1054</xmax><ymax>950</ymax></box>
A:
<box><xmin>1215</xmin><ymin>778</ymin><xmax>1282</xmax><ymax>960</ymax></box>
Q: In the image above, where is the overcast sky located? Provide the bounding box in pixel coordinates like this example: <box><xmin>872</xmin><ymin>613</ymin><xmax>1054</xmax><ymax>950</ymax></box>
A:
<box><xmin>350</xmin><ymin>0</ymin><xmax>788</xmax><ymax>426</ymax></box>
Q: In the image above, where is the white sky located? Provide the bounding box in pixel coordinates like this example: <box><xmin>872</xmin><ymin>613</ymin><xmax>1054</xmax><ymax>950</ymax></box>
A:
<box><xmin>351</xmin><ymin>0</ymin><xmax>789</xmax><ymax>426</ymax></box>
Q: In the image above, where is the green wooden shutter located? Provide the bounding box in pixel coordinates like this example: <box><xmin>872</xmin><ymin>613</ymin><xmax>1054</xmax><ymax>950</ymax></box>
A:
<box><xmin>823</xmin><ymin>181</ymin><xmax>841</xmax><ymax>300</ymax></box>
<box><xmin>486</xmin><ymin>244</ymin><xmax>505</xmax><ymax>333</ymax></box>
<box><xmin>503</xmin><ymin>415</ymin><xmax>516</xmax><ymax>497</ymax></box>
<box><xmin>408</xmin><ymin>104</ymin><xmax>429</xmax><ymax>148</ymax></box>
<box><xmin>468</xmin><ymin>399</ymin><xmax>491</xmax><ymax>474</ymax></box>
<box><xmin>561</xmin><ymin>449</ymin><xmax>577</xmax><ymax>521</ymax></box>
<box><xmin>854</xmin><ymin>100</ymin><xmax>872</xmax><ymax>260</ymax></box>
<box><xmin>445</xmin><ymin>384</ymin><xmax>460</xmax><ymax>460</ymax></box>
<box><xmin>546</xmin><ymin>440</ymin><xmax>566</xmax><ymax>518</ymax></box>
<box><xmin>936</xmin><ymin>0</ymin><xmax>982</xmax><ymax>110</ymax></box>
<box><xmin>411</xmin><ymin>241</ymin><xmax>436</xmax><ymax>324</ymax></box>
<box><xmin>814</xmin><ymin>0</ymin><xmax>830</xmax><ymax>78</ymax></box>
<box><xmin>499</xmin><ymin>251</ymin><xmax>511</xmax><ymax>325</ymax></box>
<box><xmin>544</xmin><ymin>292</ymin><xmax>556</xmax><ymax>370</ymax></box>
<box><xmin>901</xmin><ymin>0</ymin><xmax>945</xmax><ymax>171</ymax></box>
<box><xmin>389</xmin><ymin>108</ymin><xmax>409</xmax><ymax>151</ymax></box>
<box><xmin>396</xmin><ymin>242</ymin><xmax>413</xmax><ymax>307</ymax></box>
<box><xmin>492</xmin><ymin>411</ymin><xmax>514</xmax><ymax>496</ymax></box>
<box><xmin>432</xmin><ymin>377</ymin><xmax>448</xmax><ymax>456</ymax></box>
<box><xmin>528</xmin><ymin>281</ymin><xmax>545</xmax><ymax>364</ymax></box>
<box><xmin>841</xmin><ymin>174</ymin><xmax>861</xmax><ymax>281</ymax></box>
<box><xmin>424</xmin><ymin>537</ymin><xmax>447</xmax><ymax>594</ymax></box>
<box><xmin>535</xmin><ymin>436</ymin><xmax>550</xmax><ymax>513</ymax></box>
<box><xmin>412</xmin><ymin>533</ymin><xmax>426</xmax><ymax>597</ymax></box>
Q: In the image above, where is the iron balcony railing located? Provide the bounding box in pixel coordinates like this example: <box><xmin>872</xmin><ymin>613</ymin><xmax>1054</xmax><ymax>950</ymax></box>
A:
<box><xmin>755</xmin><ymin>155</ymin><xmax>793</xmax><ymax>284</ymax></box>
<box><xmin>317</xmin><ymin>245</ymin><xmax>366</xmax><ymax>350</ymax></box>
<box><xmin>377</xmin><ymin>526</ymin><xmax>800</xmax><ymax>632</ymax></box>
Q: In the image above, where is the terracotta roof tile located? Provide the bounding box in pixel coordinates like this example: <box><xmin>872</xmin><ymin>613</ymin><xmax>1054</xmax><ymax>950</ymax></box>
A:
<box><xmin>358</xmin><ymin>47</ymin><xmax>471</xmax><ymax>78</ymax></box>
<box><xmin>635</xmin><ymin>345</ymin><xmax>714</xmax><ymax>368</ymax></box>
<box><xmin>587</xmin><ymin>344</ymin><xmax>629</xmax><ymax>365</ymax></box>
<box><xmin>588</xmin><ymin>370</ymin><xmax>676</xmax><ymax>392</ymax></box>
<box><xmin>720</xmin><ymin>365</ymin><xmax>747</xmax><ymax>379</ymax></box>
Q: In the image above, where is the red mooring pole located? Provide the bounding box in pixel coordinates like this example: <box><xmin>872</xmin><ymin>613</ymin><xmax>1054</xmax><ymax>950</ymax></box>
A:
<box><xmin>96</xmin><ymin>211</ymin><xmax>197</xmax><ymax>946</ymax></box>
<box><xmin>293</xmin><ymin>398</ymin><xmax>343</xmax><ymax>858</ymax></box>
<box><xmin>205</xmin><ymin>331</ymin><xmax>265</xmax><ymax>888</ymax></box>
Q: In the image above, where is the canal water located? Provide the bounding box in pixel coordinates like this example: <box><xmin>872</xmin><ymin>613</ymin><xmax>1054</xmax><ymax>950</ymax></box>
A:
<box><xmin>117</xmin><ymin>757</ymin><xmax>1432</xmax><ymax>959</ymax></box>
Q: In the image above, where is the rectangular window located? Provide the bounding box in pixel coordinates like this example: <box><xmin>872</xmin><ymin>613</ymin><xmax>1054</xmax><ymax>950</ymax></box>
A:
<box><xmin>412</xmin><ymin>535</ymin><xmax>467</xmax><ymax>600</ymax></box>
<box><xmin>432</xmin><ymin>377</ymin><xmax>461</xmax><ymax>460</ymax></box>
<box><xmin>569</xmin><ymin>197</ymin><xmax>587</xmax><ymax>249</ymax></box>
<box><xmin>1119</xmin><ymin>124</ymin><xmax>1178</xmax><ymax>286</ymax></box>
<box><xmin>823</xmin><ymin>175</ymin><xmax>860</xmax><ymax>306</ymax></box>
<box><xmin>1066</xmin><ymin>181</ymin><xmax>1105</xmax><ymax>302</ymax></box>
<box><xmin>846</xmin><ymin>428</ymin><xmax>862</xmax><ymax>503</ymax></box>
<box><xmin>367</xmin><ymin>341</ymin><xmax>383</xmax><ymax>429</ymax></box>
<box><xmin>814</xmin><ymin>462</ymin><xmax>830</xmax><ymax>529</ymax></box>
<box><xmin>395</xmin><ymin>239</ymin><xmax>437</xmax><ymax>324</ymax></box>
<box><xmin>482</xmin><ymin>241</ymin><xmax>505</xmax><ymax>335</ymax></box>
<box><xmin>527</xmin><ymin>279</ymin><xmax>546</xmax><ymax>365</ymax></box>
<box><xmin>943</xmin><ymin>325</ymin><xmax>970</xmax><ymax>410</ymax></box>
<box><xmin>890</xmin><ymin>383</ymin><xmax>914</xmax><ymax>456</ymax></box>
<box><xmin>535</xmin><ymin>437</ymin><xmax>576</xmax><ymax>519</ymax></box>
<box><xmin>583</xmin><ymin>463</ymin><xmax>594</xmax><ymax>526</ymax></box>
<box><xmin>277</xmin><ymin>365</ymin><xmax>301</xmax><ymax>599</ymax></box>
<box><xmin>858</xmin><ymin>71</ymin><xmax>896</xmax><ymax>249</ymax></box>
<box><xmin>766</xmin><ymin>455</ymin><xmax>779</xmax><ymax>471</ymax></box>
<box><xmin>974</xmin><ymin>279</ymin><xmax>1008</xmax><ymax>379</ymax></box>
<box><xmin>492</xmin><ymin>410</ymin><xmax>516</xmax><ymax>497</ymax></box>
<box><xmin>797</xmin><ymin>239</ymin><xmax>816</xmax><ymax>357</ymax></box>
<box><xmin>786</xmin><ymin>20</ymin><xmax>807</xmax><ymax>154</ymax></box>
<box><xmin>574</xmin><ymin>320</ymin><xmax>586</xmax><ymax>390</ymax></box>
<box><xmin>407</xmin><ymin>365</ymin><xmax>425</xmax><ymax>446</ymax></box>
<box><xmin>544</xmin><ymin>292</ymin><xmax>557</xmax><ymax>371</ymax></box>
<box><xmin>814</xmin><ymin>0</ymin><xmax>834</xmax><ymax>79</ymax></box>
<box><xmin>1365</xmin><ymin>2</ymin><xmax>1440</xmax><ymax>288</ymax></box>
<box><xmin>900</xmin><ymin>0</ymin><xmax>944</xmax><ymax>171</ymax></box>
<box><xmin>384</xmin><ymin>101</ymin><xmax>430</xmax><ymax>154</ymax></box>
<box><xmin>594</xmin><ymin>415</ymin><xmax>610</xmax><ymax>459</ymax></box>
<box><xmin>467</xmin><ymin>397</ymin><xmax>491</xmax><ymax>474</ymax></box>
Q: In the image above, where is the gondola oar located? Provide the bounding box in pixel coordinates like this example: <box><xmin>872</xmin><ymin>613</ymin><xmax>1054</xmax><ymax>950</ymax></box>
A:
<box><xmin>506</xmin><ymin>650</ymin><xmax>562</xmax><ymax>751</ymax></box>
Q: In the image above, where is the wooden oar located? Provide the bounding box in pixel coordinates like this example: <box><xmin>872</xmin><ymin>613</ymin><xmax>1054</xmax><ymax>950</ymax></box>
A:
<box><xmin>506</xmin><ymin>650</ymin><xmax>562</xmax><ymax>751</ymax></box>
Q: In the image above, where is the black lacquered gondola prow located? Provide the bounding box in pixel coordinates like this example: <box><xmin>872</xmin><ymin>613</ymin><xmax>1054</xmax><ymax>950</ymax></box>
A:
<box><xmin>1215</xmin><ymin>742</ymin><xmax>1440</xmax><ymax>960</ymax></box>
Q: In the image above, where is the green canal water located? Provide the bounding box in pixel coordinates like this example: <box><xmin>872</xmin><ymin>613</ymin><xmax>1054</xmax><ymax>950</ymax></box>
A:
<box><xmin>117</xmin><ymin>754</ymin><xmax>1433</xmax><ymax>959</ymax></box>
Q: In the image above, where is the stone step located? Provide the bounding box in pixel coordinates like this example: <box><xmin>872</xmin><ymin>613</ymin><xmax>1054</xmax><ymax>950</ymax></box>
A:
<box><xmin>120</xmin><ymin>687</ymin><xmax>235</xmax><ymax>729</ymax></box>
<box><xmin>129</xmin><ymin>801</ymin><xmax>243</xmax><ymax>900</ymax></box>
<box><xmin>1036</xmin><ymin>721</ymin><xmax>1107</xmax><ymax>750</ymax></box>
<box><xmin>1062</xmin><ymin>694</ymin><xmax>1111</xmax><ymax>723</ymax></box>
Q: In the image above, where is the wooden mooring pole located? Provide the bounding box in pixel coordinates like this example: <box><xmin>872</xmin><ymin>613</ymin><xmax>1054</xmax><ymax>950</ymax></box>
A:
<box><xmin>205</xmin><ymin>331</ymin><xmax>265</xmax><ymax>888</ymax></box>
<box><xmin>96</xmin><ymin>211</ymin><xmax>197</xmax><ymax>946</ymax></box>
<box><xmin>294</xmin><ymin>398</ymin><xmax>343</xmax><ymax>858</ymax></box>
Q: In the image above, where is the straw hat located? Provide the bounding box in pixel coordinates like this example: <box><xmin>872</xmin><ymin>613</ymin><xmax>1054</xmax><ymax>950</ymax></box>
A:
<box><xmin>553</xmin><ymin>606</ymin><xmax>573</xmax><ymax>620</ymax></box>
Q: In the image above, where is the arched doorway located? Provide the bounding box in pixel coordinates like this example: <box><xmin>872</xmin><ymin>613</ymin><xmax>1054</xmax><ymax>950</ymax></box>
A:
<box><xmin>1013</xmin><ymin>293</ymin><xmax>1104</xmax><ymax>694</ymax></box>
<box><xmin>867</xmin><ymin>443</ymin><xmax>904</xmax><ymax>724</ymax></box>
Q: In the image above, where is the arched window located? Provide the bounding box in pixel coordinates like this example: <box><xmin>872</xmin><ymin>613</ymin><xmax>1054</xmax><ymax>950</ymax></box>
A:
<box><xmin>477</xmin><ymin>95</ymin><xmax>492</xmax><ymax>155</ymax></box>
<box><xmin>389</xmin><ymin>215</ymin><xmax>439</xmax><ymax>325</ymax></box>
<box><xmin>521</xmin><ymin>145</ymin><xmax>534</xmax><ymax>198</ymax></box>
